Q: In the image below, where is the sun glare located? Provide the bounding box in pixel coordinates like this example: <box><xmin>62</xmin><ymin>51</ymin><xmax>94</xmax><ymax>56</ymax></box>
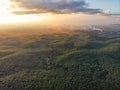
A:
<box><xmin>0</xmin><ymin>0</ymin><xmax>11</xmax><ymax>14</ymax></box>
<box><xmin>0</xmin><ymin>14</ymin><xmax>49</xmax><ymax>24</ymax></box>
<box><xmin>0</xmin><ymin>0</ymin><xmax>49</xmax><ymax>24</ymax></box>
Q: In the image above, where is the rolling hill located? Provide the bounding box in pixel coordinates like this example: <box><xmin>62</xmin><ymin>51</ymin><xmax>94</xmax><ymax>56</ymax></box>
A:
<box><xmin>0</xmin><ymin>25</ymin><xmax>120</xmax><ymax>90</ymax></box>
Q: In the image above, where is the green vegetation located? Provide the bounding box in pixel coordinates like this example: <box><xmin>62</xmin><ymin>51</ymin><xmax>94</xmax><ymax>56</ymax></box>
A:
<box><xmin>0</xmin><ymin>25</ymin><xmax>120</xmax><ymax>90</ymax></box>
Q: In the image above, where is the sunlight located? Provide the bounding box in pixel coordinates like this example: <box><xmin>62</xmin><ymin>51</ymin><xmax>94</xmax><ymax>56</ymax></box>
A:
<box><xmin>0</xmin><ymin>0</ymin><xmax>11</xmax><ymax>14</ymax></box>
<box><xmin>0</xmin><ymin>0</ymin><xmax>49</xmax><ymax>24</ymax></box>
<box><xmin>0</xmin><ymin>14</ymin><xmax>49</xmax><ymax>24</ymax></box>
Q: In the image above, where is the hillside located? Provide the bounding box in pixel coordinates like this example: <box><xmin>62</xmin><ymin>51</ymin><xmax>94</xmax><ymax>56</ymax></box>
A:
<box><xmin>0</xmin><ymin>25</ymin><xmax>120</xmax><ymax>90</ymax></box>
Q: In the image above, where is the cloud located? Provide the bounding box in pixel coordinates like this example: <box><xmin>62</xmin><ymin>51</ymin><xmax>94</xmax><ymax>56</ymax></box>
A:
<box><xmin>11</xmin><ymin>0</ymin><xmax>103</xmax><ymax>15</ymax></box>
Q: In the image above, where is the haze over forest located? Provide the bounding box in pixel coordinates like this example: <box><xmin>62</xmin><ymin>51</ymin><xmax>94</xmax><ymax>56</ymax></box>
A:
<box><xmin>0</xmin><ymin>0</ymin><xmax>120</xmax><ymax>90</ymax></box>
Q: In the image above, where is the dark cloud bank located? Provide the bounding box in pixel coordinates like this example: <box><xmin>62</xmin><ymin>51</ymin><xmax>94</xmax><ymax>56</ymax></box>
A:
<box><xmin>11</xmin><ymin>0</ymin><xmax>103</xmax><ymax>15</ymax></box>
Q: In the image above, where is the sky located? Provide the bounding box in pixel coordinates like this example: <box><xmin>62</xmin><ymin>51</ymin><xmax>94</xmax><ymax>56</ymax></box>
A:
<box><xmin>0</xmin><ymin>0</ymin><xmax>120</xmax><ymax>26</ymax></box>
<box><xmin>86</xmin><ymin>0</ymin><xmax>120</xmax><ymax>14</ymax></box>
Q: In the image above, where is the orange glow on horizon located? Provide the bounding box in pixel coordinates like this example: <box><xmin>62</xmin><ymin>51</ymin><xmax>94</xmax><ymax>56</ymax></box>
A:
<box><xmin>0</xmin><ymin>0</ymin><xmax>119</xmax><ymax>25</ymax></box>
<box><xmin>0</xmin><ymin>0</ymin><xmax>50</xmax><ymax>24</ymax></box>
<box><xmin>0</xmin><ymin>14</ymin><xmax>50</xmax><ymax>24</ymax></box>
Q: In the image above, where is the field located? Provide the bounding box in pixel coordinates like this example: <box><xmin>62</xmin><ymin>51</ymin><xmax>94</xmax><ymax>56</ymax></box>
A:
<box><xmin>0</xmin><ymin>25</ymin><xmax>120</xmax><ymax>90</ymax></box>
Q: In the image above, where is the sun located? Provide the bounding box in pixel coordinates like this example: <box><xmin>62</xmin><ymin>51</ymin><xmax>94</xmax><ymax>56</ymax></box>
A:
<box><xmin>0</xmin><ymin>0</ymin><xmax>49</xmax><ymax>24</ymax></box>
<box><xmin>0</xmin><ymin>14</ymin><xmax>50</xmax><ymax>24</ymax></box>
<box><xmin>0</xmin><ymin>0</ymin><xmax>12</xmax><ymax>15</ymax></box>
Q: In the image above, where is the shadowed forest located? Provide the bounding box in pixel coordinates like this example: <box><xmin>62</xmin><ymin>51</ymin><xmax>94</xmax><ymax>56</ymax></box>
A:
<box><xmin>0</xmin><ymin>24</ymin><xmax>120</xmax><ymax>90</ymax></box>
